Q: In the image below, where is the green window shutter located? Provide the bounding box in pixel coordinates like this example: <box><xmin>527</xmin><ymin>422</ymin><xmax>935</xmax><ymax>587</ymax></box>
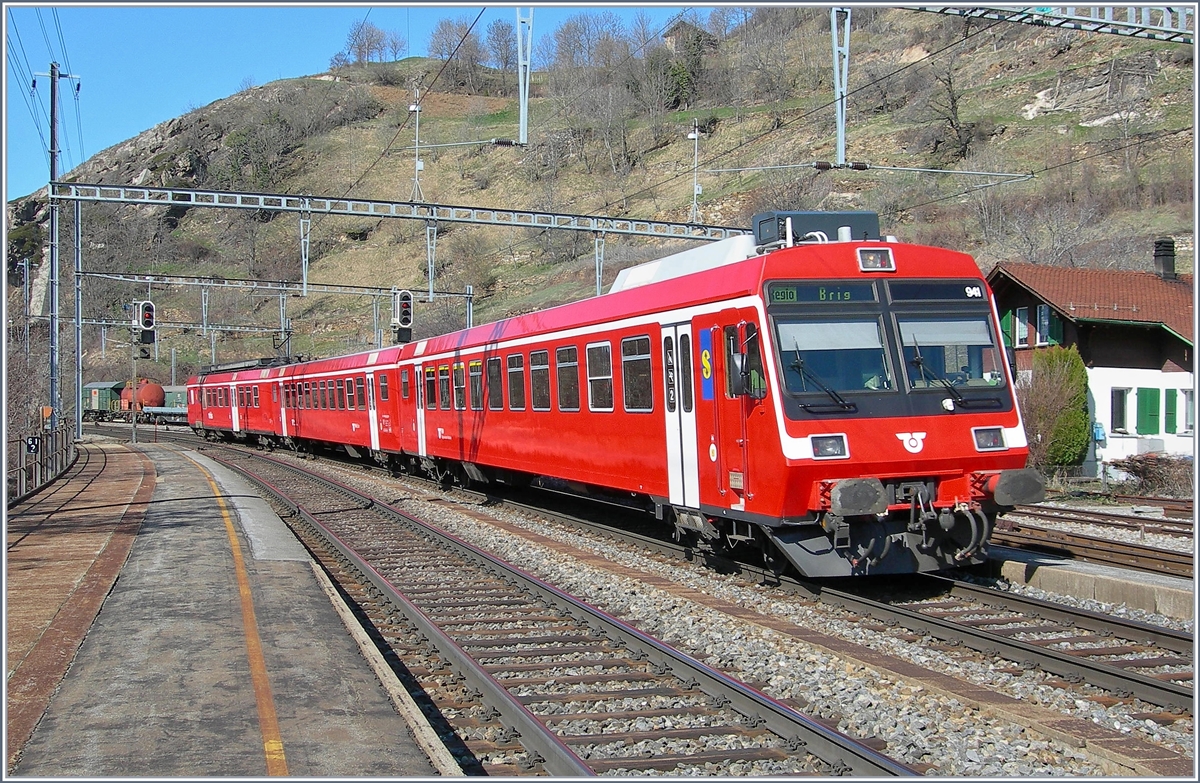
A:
<box><xmin>1049</xmin><ymin>313</ymin><xmax>1063</xmax><ymax>345</ymax></box>
<box><xmin>1164</xmin><ymin>389</ymin><xmax>1177</xmax><ymax>434</ymax></box>
<box><xmin>1136</xmin><ymin>387</ymin><xmax>1160</xmax><ymax>435</ymax></box>
<box><xmin>1000</xmin><ymin>311</ymin><xmax>1012</xmax><ymax>347</ymax></box>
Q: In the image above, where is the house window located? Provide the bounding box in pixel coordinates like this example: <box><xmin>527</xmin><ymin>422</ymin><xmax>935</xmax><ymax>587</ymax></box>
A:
<box><xmin>1183</xmin><ymin>389</ymin><xmax>1195</xmax><ymax>434</ymax></box>
<box><xmin>1036</xmin><ymin>305</ymin><xmax>1050</xmax><ymax>346</ymax></box>
<box><xmin>1111</xmin><ymin>388</ymin><xmax>1129</xmax><ymax>433</ymax></box>
<box><xmin>1136</xmin><ymin>387</ymin><xmax>1160</xmax><ymax>435</ymax></box>
<box><xmin>1015</xmin><ymin>306</ymin><xmax>1029</xmax><ymax>347</ymax></box>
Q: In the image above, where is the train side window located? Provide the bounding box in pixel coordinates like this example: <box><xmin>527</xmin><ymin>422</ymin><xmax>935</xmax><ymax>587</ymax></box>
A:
<box><xmin>587</xmin><ymin>343</ymin><xmax>613</xmax><ymax>412</ymax></box>
<box><xmin>664</xmin><ymin>336</ymin><xmax>677</xmax><ymax>414</ymax></box>
<box><xmin>342</xmin><ymin>377</ymin><xmax>353</xmax><ymax>410</ymax></box>
<box><xmin>723</xmin><ymin>326</ymin><xmax>739</xmax><ymax>398</ymax></box>
<box><xmin>253</xmin><ymin>386</ymin><xmax>260</xmax><ymax>408</ymax></box>
<box><xmin>622</xmin><ymin>336</ymin><xmax>653</xmax><ymax>412</ymax></box>
<box><xmin>271</xmin><ymin>385</ymin><xmax>277</xmax><ymax>403</ymax></box>
<box><xmin>425</xmin><ymin>367</ymin><xmax>437</xmax><ymax>409</ymax></box>
<box><xmin>679</xmin><ymin>334</ymin><xmax>694</xmax><ymax>413</ymax></box>
<box><xmin>469</xmin><ymin>361</ymin><xmax>484</xmax><ymax>411</ymax></box>
<box><xmin>486</xmin><ymin>358</ymin><xmax>503</xmax><ymax>410</ymax></box>
<box><xmin>438</xmin><ymin>366</ymin><xmax>451</xmax><ymax>410</ymax></box>
<box><xmin>744</xmin><ymin>324</ymin><xmax>766</xmax><ymax>398</ymax></box>
<box><xmin>325</xmin><ymin>381</ymin><xmax>334</xmax><ymax>409</ymax></box>
<box><xmin>530</xmin><ymin>351</ymin><xmax>551</xmax><ymax>411</ymax></box>
<box><xmin>453</xmin><ymin>364</ymin><xmax>466</xmax><ymax>410</ymax></box>
<box><xmin>355</xmin><ymin>377</ymin><xmax>367</xmax><ymax>409</ymax></box>
<box><xmin>378</xmin><ymin>374</ymin><xmax>389</xmax><ymax>402</ymax></box>
<box><xmin>507</xmin><ymin>355</ymin><xmax>526</xmax><ymax>411</ymax></box>
<box><xmin>335</xmin><ymin>379</ymin><xmax>344</xmax><ymax>409</ymax></box>
<box><xmin>401</xmin><ymin>369</ymin><xmax>410</xmax><ymax>400</ymax></box>
<box><xmin>305</xmin><ymin>382</ymin><xmax>312</xmax><ymax>409</ymax></box>
<box><xmin>556</xmin><ymin>346</ymin><xmax>579</xmax><ymax>412</ymax></box>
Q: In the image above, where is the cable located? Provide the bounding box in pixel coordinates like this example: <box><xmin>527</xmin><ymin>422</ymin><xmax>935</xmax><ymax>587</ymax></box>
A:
<box><xmin>591</xmin><ymin>14</ymin><xmax>1011</xmax><ymax>217</ymax></box>
<box><xmin>6</xmin><ymin>44</ymin><xmax>49</xmax><ymax>159</ymax></box>
<box><xmin>330</xmin><ymin>7</ymin><xmax>487</xmax><ymax>208</ymax></box>
<box><xmin>52</xmin><ymin>8</ymin><xmax>85</xmax><ymax>162</ymax></box>
<box><xmin>890</xmin><ymin>127</ymin><xmax>1192</xmax><ymax>217</ymax></box>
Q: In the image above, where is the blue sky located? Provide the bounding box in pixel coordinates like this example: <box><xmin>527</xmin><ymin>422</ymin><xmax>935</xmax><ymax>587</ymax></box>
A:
<box><xmin>3</xmin><ymin>3</ymin><xmax>700</xmax><ymax>200</ymax></box>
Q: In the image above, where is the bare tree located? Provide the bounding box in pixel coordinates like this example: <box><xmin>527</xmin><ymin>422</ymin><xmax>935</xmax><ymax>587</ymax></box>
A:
<box><xmin>346</xmin><ymin>20</ymin><xmax>387</xmax><ymax>63</ymax></box>
<box><xmin>429</xmin><ymin>16</ymin><xmax>484</xmax><ymax>91</ymax></box>
<box><xmin>485</xmin><ymin>18</ymin><xmax>516</xmax><ymax>94</ymax></box>
<box><xmin>385</xmin><ymin>31</ymin><xmax>407</xmax><ymax>61</ymax></box>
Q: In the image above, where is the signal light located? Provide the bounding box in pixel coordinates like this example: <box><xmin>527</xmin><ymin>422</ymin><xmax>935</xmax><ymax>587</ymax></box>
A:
<box><xmin>139</xmin><ymin>301</ymin><xmax>156</xmax><ymax>329</ymax></box>
<box><xmin>397</xmin><ymin>289</ymin><xmax>413</xmax><ymax>328</ymax></box>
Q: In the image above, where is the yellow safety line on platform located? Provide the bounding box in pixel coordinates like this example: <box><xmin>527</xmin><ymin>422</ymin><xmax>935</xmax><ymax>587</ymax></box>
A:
<box><xmin>189</xmin><ymin>456</ymin><xmax>289</xmax><ymax>776</ymax></box>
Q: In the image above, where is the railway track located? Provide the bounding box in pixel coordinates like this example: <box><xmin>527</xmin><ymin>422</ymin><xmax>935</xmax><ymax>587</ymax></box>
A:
<box><xmin>993</xmin><ymin>503</ymin><xmax>1193</xmax><ymax>578</ymax></box>
<box><xmin>150</xmin><ymin>432</ymin><xmax>1194</xmax><ymax>727</ymax></box>
<box><xmin>1012</xmin><ymin>504</ymin><xmax>1193</xmax><ymax>537</ymax></box>
<box><xmin>1114</xmin><ymin>495</ymin><xmax>1194</xmax><ymax>520</ymax></box>
<box><xmin>202</xmin><ymin>444</ymin><xmax>917</xmax><ymax>777</ymax></box>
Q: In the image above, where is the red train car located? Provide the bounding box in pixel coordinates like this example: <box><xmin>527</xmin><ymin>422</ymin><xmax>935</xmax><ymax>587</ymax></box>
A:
<box><xmin>189</xmin><ymin>211</ymin><xmax>1043</xmax><ymax>577</ymax></box>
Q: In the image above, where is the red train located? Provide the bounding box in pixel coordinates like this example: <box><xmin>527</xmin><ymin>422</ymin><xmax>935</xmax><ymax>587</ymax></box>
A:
<box><xmin>188</xmin><ymin>211</ymin><xmax>1043</xmax><ymax>577</ymax></box>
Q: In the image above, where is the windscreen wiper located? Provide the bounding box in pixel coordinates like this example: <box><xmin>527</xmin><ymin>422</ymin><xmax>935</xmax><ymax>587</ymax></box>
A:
<box><xmin>791</xmin><ymin>348</ymin><xmax>856</xmax><ymax>411</ymax></box>
<box><xmin>908</xmin><ymin>340</ymin><xmax>1001</xmax><ymax>407</ymax></box>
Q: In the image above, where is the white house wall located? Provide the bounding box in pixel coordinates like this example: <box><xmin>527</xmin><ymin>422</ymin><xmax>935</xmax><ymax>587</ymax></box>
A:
<box><xmin>1085</xmin><ymin>365</ymin><xmax>1194</xmax><ymax>476</ymax></box>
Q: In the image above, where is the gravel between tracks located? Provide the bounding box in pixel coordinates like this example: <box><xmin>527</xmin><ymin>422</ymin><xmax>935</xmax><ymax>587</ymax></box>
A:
<box><xmin>310</xmin><ymin>462</ymin><xmax>1193</xmax><ymax>775</ymax></box>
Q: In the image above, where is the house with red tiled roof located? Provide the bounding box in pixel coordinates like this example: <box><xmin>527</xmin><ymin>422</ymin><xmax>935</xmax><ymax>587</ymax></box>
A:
<box><xmin>987</xmin><ymin>239</ymin><xmax>1194</xmax><ymax>476</ymax></box>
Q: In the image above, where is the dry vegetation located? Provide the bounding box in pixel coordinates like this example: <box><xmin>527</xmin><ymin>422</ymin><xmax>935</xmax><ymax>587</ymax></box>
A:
<box><xmin>5</xmin><ymin>8</ymin><xmax>1193</xmax><ymax>432</ymax></box>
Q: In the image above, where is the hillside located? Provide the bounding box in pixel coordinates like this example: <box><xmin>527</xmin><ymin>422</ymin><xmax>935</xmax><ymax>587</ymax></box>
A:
<box><xmin>5</xmin><ymin>8</ymin><xmax>1193</xmax><ymax>428</ymax></box>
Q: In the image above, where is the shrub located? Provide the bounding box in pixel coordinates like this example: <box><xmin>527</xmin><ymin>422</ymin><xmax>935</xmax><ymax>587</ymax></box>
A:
<box><xmin>1016</xmin><ymin>346</ymin><xmax>1091</xmax><ymax>469</ymax></box>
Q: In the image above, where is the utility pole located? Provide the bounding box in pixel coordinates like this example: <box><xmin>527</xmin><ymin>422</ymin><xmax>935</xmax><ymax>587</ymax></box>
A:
<box><xmin>39</xmin><ymin>60</ymin><xmax>79</xmax><ymax>433</ymax></box>
<box><xmin>516</xmin><ymin>8</ymin><xmax>534</xmax><ymax>146</ymax></box>
<box><xmin>409</xmin><ymin>88</ymin><xmax>424</xmax><ymax>202</ymax></box>
<box><xmin>48</xmin><ymin>62</ymin><xmax>62</xmax><ymax>431</ymax></box>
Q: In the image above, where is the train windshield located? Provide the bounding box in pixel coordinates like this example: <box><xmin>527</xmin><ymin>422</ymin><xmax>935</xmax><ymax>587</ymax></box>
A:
<box><xmin>896</xmin><ymin>317</ymin><xmax>1006</xmax><ymax>390</ymax></box>
<box><xmin>776</xmin><ymin>320</ymin><xmax>893</xmax><ymax>394</ymax></box>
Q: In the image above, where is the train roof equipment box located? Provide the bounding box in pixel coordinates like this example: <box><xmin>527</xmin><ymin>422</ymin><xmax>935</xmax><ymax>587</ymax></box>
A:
<box><xmin>752</xmin><ymin>211</ymin><xmax>881</xmax><ymax>247</ymax></box>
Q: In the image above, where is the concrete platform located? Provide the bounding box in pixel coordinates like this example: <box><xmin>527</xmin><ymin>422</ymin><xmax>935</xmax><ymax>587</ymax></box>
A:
<box><xmin>990</xmin><ymin>546</ymin><xmax>1195</xmax><ymax>621</ymax></box>
<box><xmin>10</xmin><ymin>443</ymin><xmax>443</xmax><ymax>777</ymax></box>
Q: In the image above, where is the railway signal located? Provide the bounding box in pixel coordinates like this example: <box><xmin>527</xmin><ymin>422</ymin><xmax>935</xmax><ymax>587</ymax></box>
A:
<box><xmin>139</xmin><ymin>301</ymin><xmax>156</xmax><ymax>329</ymax></box>
<box><xmin>396</xmin><ymin>289</ymin><xmax>413</xmax><ymax>328</ymax></box>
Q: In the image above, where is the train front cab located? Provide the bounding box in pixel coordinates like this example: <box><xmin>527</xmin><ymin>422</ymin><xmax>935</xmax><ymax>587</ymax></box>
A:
<box><xmin>674</xmin><ymin>251</ymin><xmax>1044</xmax><ymax>577</ymax></box>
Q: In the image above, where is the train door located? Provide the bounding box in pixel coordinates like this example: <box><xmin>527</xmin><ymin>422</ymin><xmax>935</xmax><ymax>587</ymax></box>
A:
<box><xmin>662</xmin><ymin>323</ymin><xmax>700</xmax><ymax>510</ymax></box>
<box><xmin>229</xmin><ymin>381</ymin><xmax>241</xmax><ymax>433</ymax></box>
<box><xmin>708</xmin><ymin>309</ymin><xmax>765</xmax><ymax>513</ymax></box>
<box><xmin>415</xmin><ymin>363</ymin><xmax>428</xmax><ymax>456</ymax></box>
<box><xmin>365</xmin><ymin>374</ymin><xmax>381</xmax><ymax>451</ymax></box>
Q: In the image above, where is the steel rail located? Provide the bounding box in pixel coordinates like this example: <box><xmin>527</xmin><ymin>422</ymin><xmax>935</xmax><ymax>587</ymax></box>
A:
<box><xmin>814</xmin><ymin>584</ymin><xmax>1193</xmax><ymax>712</ymax></box>
<box><xmin>924</xmin><ymin>574</ymin><xmax>1194</xmax><ymax>655</ymax></box>
<box><xmin>991</xmin><ymin>527</ymin><xmax>1193</xmax><ymax>578</ymax></box>
<box><xmin>212</xmin><ymin>453</ymin><xmax>595</xmax><ymax>777</ymax></box>
<box><xmin>214</xmin><ymin>449</ymin><xmax>918</xmax><ymax>777</ymax></box>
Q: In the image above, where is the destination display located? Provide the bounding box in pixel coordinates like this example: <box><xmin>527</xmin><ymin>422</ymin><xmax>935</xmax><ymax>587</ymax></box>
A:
<box><xmin>889</xmin><ymin>281</ymin><xmax>987</xmax><ymax>301</ymax></box>
<box><xmin>768</xmin><ymin>281</ymin><xmax>876</xmax><ymax>304</ymax></box>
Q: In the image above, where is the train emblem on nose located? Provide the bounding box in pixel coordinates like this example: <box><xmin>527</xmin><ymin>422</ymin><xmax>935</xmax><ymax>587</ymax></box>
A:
<box><xmin>896</xmin><ymin>432</ymin><xmax>927</xmax><ymax>453</ymax></box>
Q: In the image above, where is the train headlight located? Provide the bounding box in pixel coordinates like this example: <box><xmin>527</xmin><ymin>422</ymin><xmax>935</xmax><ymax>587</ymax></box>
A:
<box><xmin>857</xmin><ymin>247</ymin><xmax>895</xmax><ymax>272</ymax></box>
<box><xmin>811</xmin><ymin>434</ymin><xmax>848</xmax><ymax>459</ymax></box>
<box><xmin>972</xmin><ymin>427</ymin><xmax>1006</xmax><ymax>451</ymax></box>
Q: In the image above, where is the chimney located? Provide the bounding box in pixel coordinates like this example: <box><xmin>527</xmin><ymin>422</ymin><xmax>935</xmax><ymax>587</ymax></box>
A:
<box><xmin>1153</xmin><ymin>237</ymin><xmax>1176</xmax><ymax>280</ymax></box>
